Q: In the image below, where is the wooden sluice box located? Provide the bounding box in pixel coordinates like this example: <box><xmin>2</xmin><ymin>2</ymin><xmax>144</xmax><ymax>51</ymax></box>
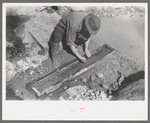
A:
<box><xmin>26</xmin><ymin>44</ymin><xmax>114</xmax><ymax>97</ymax></box>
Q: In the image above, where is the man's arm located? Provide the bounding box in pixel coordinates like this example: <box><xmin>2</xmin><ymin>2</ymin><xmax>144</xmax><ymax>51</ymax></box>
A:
<box><xmin>85</xmin><ymin>38</ymin><xmax>90</xmax><ymax>50</ymax></box>
<box><xmin>70</xmin><ymin>46</ymin><xmax>86</xmax><ymax>63</ymax></box>
<box><xmin>84</xmin><ymin>38</ymin><xmax>91</xmax><ymax>57</ymax></box>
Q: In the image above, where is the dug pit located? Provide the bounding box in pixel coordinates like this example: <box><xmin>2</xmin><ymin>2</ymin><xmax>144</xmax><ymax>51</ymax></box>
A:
<box><xmin>38</xmin><ymin>47</ymin><xmax>144</xmax><ymax>101</ymax></box>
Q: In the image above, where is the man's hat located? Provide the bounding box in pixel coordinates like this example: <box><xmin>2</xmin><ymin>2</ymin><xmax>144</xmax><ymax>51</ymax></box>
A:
<box><xmin>84</xmin><ymin>14</ymin><xmax>100</xmax><ymax>35</ymax></box>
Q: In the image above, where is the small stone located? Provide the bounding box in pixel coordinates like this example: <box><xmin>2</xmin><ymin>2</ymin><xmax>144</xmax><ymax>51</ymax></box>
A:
<box><xmin>32</xmin><ymin>60</ymin><xmax>37</xmax><ymax>64</ymax></box>
<box><xmin>140</xmin><ymin>15</ymin><xmax>143</xmax><ymax>17</ymax></box>
<box><xmin>59</xmin><ymin>96</ymin><xmax>65</xmax><ymax>100</ymax></box>
<box><xmin>108</xmin><ymin>95</ymin><xmax>112</xmax><ymax>100</ymax></box>
<box><xmin>91</xmin><ymin>92</ymin><xmax>95</xmax><ymax>96</ymax></box>
<box><xmin>81</xmin><ymin>77</ymin><xmax>87</xmax><ymax>83</ymax></box>
<box><xmin>102</xmin><ymin>82</ymin><xmax>110</xmax><ymax>90</ymax></box>
<box><xmin>96</xmin><ymin>79</ymin><xmax>103</xmax><ymax>85</ymax></box>
<box><xmin>38</xmin><ymin>50</ymin><xmax>45</xmax><ymax>55</ymax></box>
<box><xmin>111</xmin><ymin>14</ymin><xmax>115</xmax><ymax>17</ymax></box>
<box><xmin>95</xmin><ymin>86</ymin><xmax>105</xmax><ymax>92</ymax></box>
<box><xmin>76</xmin><ymin>94</ymin><xmax>81</xmax><ymax>98</ymax></box>
<box><xmin>30</xmin><ymin>70</ymin><xmax>34</xmax><ymax>75</ymax></box>
<box><xmin>79</xmin><ymin>98</ymin><xmax>83</xmax><ymax>101</ymax></box>
<box><xmin>90</xmin><ymin>74</ymin><xmax>96</xmax><ymax>81</ymax></box>
<box><xmin>108</xmin><ymin>89</ymin><xmax>112</xmax><ymax>95</ymax></box>
<box><xmin>88</xmin><ymin>90</ymin><xmax>93</xmax><ymax>93</ymax></box>
<box><xmin>96</xmin><ymin>73</ymin><xmax>104</xmax><ymax>78</ymax></box>
<box><xmin>96</xmin><ymin>91</ymin><xmax>100</xmax><ymax>97</ymax></box>
<box><xmin>36</xmin><ymin>67</ymin><xmax>41</xmax><ymax>73</ymax></box>
<box><xmin>44</xmin><ymin>97</ymin><xmax>51</xmax><ymax>100</ymax></box>
<box><xmin>112</xmin><ymin>82</ymin><xmax>119</xmax><ymax>90</ymax></box>
<box><xmin>100</xmin><ymin>91</ymin><xmax>109</xmax><ymax>101</ymax></box>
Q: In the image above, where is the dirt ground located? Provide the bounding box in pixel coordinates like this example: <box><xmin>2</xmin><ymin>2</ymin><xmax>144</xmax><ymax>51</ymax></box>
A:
<box><xmin>90</xmin><ymin>13</ymin><xmax>145</xmax><ymax>63</ymax></box>
<box><xmin>6</xmin><ymin>11</ymin><xmax>145</xmax><ymax>100</ymax></box>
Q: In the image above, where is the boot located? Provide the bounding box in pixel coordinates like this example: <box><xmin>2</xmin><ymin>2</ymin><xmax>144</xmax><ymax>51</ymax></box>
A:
<box><xmin>50</xmin><ymin>41</ymin><xmax>60</xmax><ymax>68</ymax></box>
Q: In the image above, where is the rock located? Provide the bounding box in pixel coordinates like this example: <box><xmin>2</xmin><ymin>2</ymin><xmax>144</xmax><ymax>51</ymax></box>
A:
<box><xmin>62</xmin><ymin>92</ymin><xmax>70</xmax><ymax>99</ymax></box>
<box><xmin>111</xmin><ymin>82</ymin><xmax>119</xmax><ymax>90</ymax></box>
<box><xmin>88</xmin><ymin>89</ymin><xmax>93</xmax><ymax>93</ymax></box>
<box><xmin>29</xmin><ymin>70</ymin><xmax>34</xmax><ymax>75</ymax></box>
<box><xmin>59</xmin><ymin>96</ymin><xmax>65</xmax><ymax>100</ymax></box>
<box><xmin>111</xmin><ymin>14</ymin><xmax>115</xmax><ymax>18</ymax></box>
<box><xmin>96</xmin><ymin>73</ymin><xmax>104</xmax><ymax>78</ymax></box>
<box><xmin>108</xmin><ymin>89</ymin><xmax>112</xmax><ymax>95</ymax></box>
<box><xmin>140</xmin><ymin>15</ymin><xmax>144</xmax><ymax>17</ymax></box>
<box><xmin>16</xmin><ymin>59</ymin><xmax>30</xmax><ymax>72</ymax></box>
<box><xmin>90</xmin><ymin>92</ymin><xmax>95</xmax><ymax>96</ymax></box>
<box><xmin>95</xmin><ymin>91</ymin><xmax>100</xmax><ymax>97</ymax></box>
<box><xmin>96</xmin><ymin>79</ymin><xmax>103</xmax><ymax>85</ymax></box>
<box><xmin>100</xmin><ymin>91</ymin><xmax>109</xmax><ymax>101</ymax></box>
<box><xmin>76</xmin><ymin>94</ymin><xmax>81</xmax><ymax>99</ymax></box>
<box><xmin>108</xmin><ymin>95</ymin><xmax>112</xmax><ymax>100</ymax></box>
<box><xmin>81</xmin><ymin>77</ymin><xmax>87</xmax><ymax>83</ymax></box>
<box><xmin>102</xmin><ymin>82</ymin><xmax>110</xmax><ymax>90</ymax></box>
<box><xmin>6</xmin><ymin>61</ymin><xmax>17</xmax><ymax>83</ymax></box>
<box><xmin>90</xmin><ymin>82</ymin><xmax>105</xmax><ymax>92</ymax></box>
<box><xmin>90</xmin><ymin>74</ymin><xmax>96</xmax><ymax>81</ymax></box>
<box><xmin>68</xmin><ymin>96</ymin><xmax>72</xmax><ymax>100</ymax></box>
<box><xmin>129</xmin><ymin>13</ymin><xmax>134</xmax><ymax>17</ymax></box>
<box><xmin>35</xmin><ymin>67</ymin><xmax>41</xmax><ymax>73</ymax></box>
<box><xmin>66</xmin><ymin>85</ymin><xmax>88</xmax><ymax>97</ymax></box>
<box><xmin>44</xmin><ymin>96</ymin><xmax>51</xmax><ymax>100</ymax></box>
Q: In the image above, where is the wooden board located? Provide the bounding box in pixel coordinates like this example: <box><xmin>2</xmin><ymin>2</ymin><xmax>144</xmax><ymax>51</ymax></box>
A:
<box><xmin>26</xmin><ymin>44</ymin><xmax>114</xmax><ymax>97</ymax></box>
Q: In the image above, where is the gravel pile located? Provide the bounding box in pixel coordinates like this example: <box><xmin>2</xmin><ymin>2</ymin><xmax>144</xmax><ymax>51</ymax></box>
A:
<box><xmin>63</xmin><ymin>85</ymin><xmax>112</xmax><ymax>101</ymax></box>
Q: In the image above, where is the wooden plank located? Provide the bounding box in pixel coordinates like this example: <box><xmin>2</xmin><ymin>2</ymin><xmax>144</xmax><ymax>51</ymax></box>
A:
<box><xmin>26</xmin><ymin>44</ymin><xmax>114</xmax><ymax>97</ymax></box>
<box><xmin>40</xmin><ymin>78</ymin><xmax>92</xmax><ymax>100</ymax></box>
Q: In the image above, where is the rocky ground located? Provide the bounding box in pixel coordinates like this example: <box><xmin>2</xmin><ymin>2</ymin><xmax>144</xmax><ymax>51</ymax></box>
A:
<box><xmin>6</xmin><ymin>5</ymin><xmax>145</xmax><ymax>101</ymax></box>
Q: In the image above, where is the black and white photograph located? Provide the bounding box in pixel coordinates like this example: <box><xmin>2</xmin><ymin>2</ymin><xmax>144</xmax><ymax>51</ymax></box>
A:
<box><xmin>2</xmin><ymin>3</ymin><xmax>148</xmax><ymax>120</ymax></box>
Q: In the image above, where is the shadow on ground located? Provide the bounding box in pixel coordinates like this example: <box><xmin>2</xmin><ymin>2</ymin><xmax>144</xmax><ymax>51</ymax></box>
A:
<box><xmin>6</xmin><ymin>15</ymin><xmax>31</xmax><ymax>29</ymax></box>
<box><xmin>111</xmin><ymin>70</ymin><xmax>145</xmax><ymax>100</ymax></box>
<box><xmin>6</xmin><ymin>87</ymin><xmax>23</xmax><ymax>100</ymax></box>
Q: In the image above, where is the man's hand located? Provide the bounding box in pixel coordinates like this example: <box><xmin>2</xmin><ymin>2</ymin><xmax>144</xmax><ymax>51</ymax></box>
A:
<box><xmin>70</xmin><ymin>45</ymin><xmax>87</xmax><ymax>63</ymax></box>
<box><xmin>85</xmin><ymin>49</ymin><xmax>91</xmax><ymax>58</ymax></box>
<box><xmin>80</xmin><ymin>56</ymin><xmax>87</xmax><ymax>63</ymax></box>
